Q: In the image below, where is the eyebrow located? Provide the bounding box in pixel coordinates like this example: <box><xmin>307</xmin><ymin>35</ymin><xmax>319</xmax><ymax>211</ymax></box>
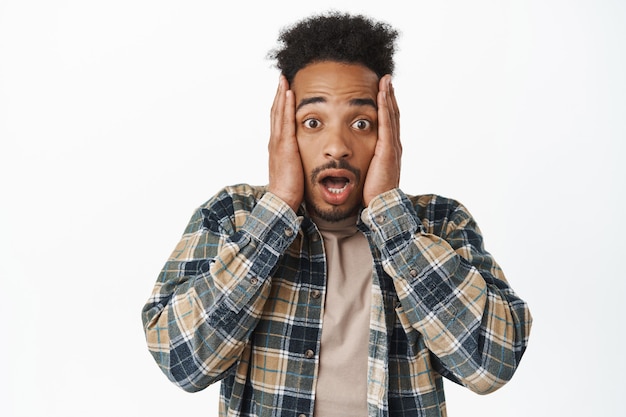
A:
<box><xmin>296</xmin><ymin>96</ymin><xmax>377</xmax><ymax>112</ymax></box>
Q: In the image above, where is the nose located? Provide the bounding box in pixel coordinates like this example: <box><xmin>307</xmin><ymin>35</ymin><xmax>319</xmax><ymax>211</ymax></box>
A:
<box><xmin>323</xmin><ymin>125</ymin><xmax>352</xmax><ymax>160</ymax></box>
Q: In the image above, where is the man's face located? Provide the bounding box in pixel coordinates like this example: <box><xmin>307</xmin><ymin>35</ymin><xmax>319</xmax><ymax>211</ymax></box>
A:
<box><xmin>291</xmin><ymin>61</ymin><xmax>379</xmax><ymax>222</ymax></box>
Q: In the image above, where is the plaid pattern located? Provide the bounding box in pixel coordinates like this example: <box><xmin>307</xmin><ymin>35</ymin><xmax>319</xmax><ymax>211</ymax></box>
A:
<box><xmin>142</xmin><ymin>184</ymin><xmax>532</xmax><ymax>417</ymax></box>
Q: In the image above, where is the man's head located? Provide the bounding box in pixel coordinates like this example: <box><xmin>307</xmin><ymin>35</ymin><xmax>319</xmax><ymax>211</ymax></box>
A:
<box><xmin>269</xmin><ymin>11</ymin><xmax>399</xmax><ymax>85</ymax></box>
<box><xmin>269</xmin><ymin>12</ymin><xmax>400</xmax><ymax>222</ymax></box>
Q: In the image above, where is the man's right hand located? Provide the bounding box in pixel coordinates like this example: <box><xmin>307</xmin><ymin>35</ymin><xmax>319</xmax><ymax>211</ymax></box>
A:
<box><xmin>268</xmin><ymin>75</ymin><xmax>304</xmax><ymax>212</ymax></box>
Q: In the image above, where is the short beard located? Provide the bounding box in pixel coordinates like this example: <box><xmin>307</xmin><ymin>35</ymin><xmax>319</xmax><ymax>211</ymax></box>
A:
<box><xmin>308</xmin><ymin>202</ymin><xmax>361</xmax><ymax>223</ymax></box>
<box><xmin>307</xmin><ymin>160</ymin><xmax>362</xmax><ymax>223</ymax></box>
<box><xmin>310</xmin><ymin>159</ymin><xmax>361</xmax><ymax>185</ymax></box>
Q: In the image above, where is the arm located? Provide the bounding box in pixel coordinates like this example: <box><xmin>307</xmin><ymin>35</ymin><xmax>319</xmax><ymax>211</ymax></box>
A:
<box><xmin>363</xmin><ymin>76</ymin><xmax>531</xmax><ymax>393</ymax></box>
<box><xmin>141</xmin><ymin>187</ymin><xmax>300</xmax><ymax>392</ymax></box>
<box><xmin>362</xmin><ymin>190</ymin><xmax>532</xmax><ymax>394</ymax></box>
<box><xmin>142</xmin><ymin>76</ymin><xmax>304</xmax><ymax>392</ymax></box>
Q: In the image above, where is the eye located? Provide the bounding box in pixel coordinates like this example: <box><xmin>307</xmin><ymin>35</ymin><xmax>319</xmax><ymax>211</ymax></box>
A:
<box><xmin>352</xmin><ymin>119</ymin><xmax>371</xmax><ymax>130</ymax></box>
<box><xmin>303</xmin><ymin>118</ymin><xmax>321</xmax><ymax>129</ymax></box>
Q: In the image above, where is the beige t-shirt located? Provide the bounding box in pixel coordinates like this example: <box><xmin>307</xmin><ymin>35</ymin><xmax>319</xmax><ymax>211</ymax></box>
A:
<box><xmin>312</xmin><ymin>215</ymin><xmax>372</xmax><ymax>417</ymax></box>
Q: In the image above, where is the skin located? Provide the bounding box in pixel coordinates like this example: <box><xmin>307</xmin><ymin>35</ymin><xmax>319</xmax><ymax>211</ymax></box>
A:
<box><xmin>268</xmin><ymin>61</ymin><xmax>401</xmax><ymax>222</ymax></box>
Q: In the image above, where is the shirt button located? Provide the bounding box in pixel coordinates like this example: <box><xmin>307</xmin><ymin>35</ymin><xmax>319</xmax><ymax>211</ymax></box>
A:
<box><xmin>376</xmin><ymin>215</ymin><xmax>386</xmax><ymax>224</ymax></box>
<box><xmin>284</xmin><ymin>227</ymin><xmax>294</xmax><ymax>237</ymax></box>
<box><xmin>250</xmin><ymin>277</ymin><xmax>259</xmax><ymax>285</ymax></box>
<box><xmin>304</xmin><ymin>349</ymin><xmax>315</xmax><ymax>359</ymax></box>
<box><xmin>409</xmin><ymin>269</ymin><xmax>418</xmax><ymax>278</ymax></box>
<box><xmin>311</xmin><ymin>289</ymin><xmax>321</xmax><ymax>299</ymax></box>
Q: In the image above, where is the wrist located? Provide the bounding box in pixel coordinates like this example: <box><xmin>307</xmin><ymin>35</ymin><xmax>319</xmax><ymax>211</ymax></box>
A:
<box><xmin>267</xmin><ymin>187</ymin><xmax>301</xmax><ymax>213</ymax></box>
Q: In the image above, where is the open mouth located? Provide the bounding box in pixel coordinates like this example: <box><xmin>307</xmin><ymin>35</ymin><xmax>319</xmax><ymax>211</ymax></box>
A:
<box><xmin>321</xmin><ymin>176</ymin><xmax>350</xmax><ymax>194</ymax></box>
<box><xmin>310</xmin><ymin>162</ymin><xmax>361</xmax><ymax>206</ymax></box>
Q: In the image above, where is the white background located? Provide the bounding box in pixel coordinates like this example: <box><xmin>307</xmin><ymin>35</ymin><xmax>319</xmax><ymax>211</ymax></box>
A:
<box><xmin>1</xmin><ymin>0</ymin><xmax>624</xmax><ymax>416</ymax></box>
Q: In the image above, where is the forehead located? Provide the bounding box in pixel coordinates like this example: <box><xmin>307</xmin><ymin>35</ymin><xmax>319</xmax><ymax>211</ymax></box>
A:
<box><xmin>291</xmin><ymin>61</ymin><xmax>379</xmax><ymax>104</ymax></box>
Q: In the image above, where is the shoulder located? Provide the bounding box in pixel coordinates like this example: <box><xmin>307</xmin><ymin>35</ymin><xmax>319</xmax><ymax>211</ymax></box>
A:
<box><xmin>406</xmin><ymin>193</ymin><xmax>476</xmax><ymax>235</ymax></box>
<box><xmin>185</xmin><ymin>184</ymin><xmax>268</xmax><ymax>234</ymax></box>
<box><xmin>408</xmin><ymin>193</ymin><xmax>467</xmax><ymax>217</ymax></box>
<box><xmin>198</xmin><ymin>184</ymin><xmax>268</xmax><ymax>211</ymax></box>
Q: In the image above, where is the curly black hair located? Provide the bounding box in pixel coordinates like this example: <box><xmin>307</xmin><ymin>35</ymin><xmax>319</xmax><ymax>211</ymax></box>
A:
<box><xmin>268</xmin><ymin>11</ymin><xmax>399</xmax><ymax>84</ymax></box>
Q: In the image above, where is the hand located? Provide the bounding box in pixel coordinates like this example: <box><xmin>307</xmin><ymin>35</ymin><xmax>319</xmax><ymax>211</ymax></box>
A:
<box><xmin>362</xmin><ymin>75</ymin><xmax>402</xmax><ymax>206</ymax></box>
<box><xmin>267</xmin><ymin>76</ymin><xmax>304</xmax><ymax>212</ymax></box>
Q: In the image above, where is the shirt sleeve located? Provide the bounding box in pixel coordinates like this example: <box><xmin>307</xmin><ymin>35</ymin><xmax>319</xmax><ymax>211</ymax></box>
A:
<box><xmin>361</xmin><ymin>188</ymin><xmax>532</xmax><ymax>394</ymax></box>
<box><xmin>141</xmin><ymin>187</ymin><xmax>301</xmax><ymax>392</ymax></box>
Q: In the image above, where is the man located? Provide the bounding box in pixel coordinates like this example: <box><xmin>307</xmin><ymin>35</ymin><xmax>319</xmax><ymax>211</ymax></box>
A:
<box><xmin>142</xmin><ymin>11</ymin><xmax>532</xmax><ymax>417</ymax></box>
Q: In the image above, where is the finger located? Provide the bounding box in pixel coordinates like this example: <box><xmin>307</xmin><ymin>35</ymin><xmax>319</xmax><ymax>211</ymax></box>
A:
<box><xmin>387</xmin><ymin>77</ymin><xmax>399</xmax><ymax>118</ymax></box>
<box><xmin>282</xmin><ymin>89</ymin><xmax>296</xmax><ymax>139</ymax></box>
<box><xmin>387</xmin><ymin>79</ymin><xmax>401</xmax><ymax>152</ymax></box>
<box><xmin>377</xmin><ymin>77</ymin><xmax>394</xmax><ymax>145</ymax></box>
<box><xmin>379</xmin><ymin>75</ymin><xmax>401</xmax><ymax>154</ymax></box>
<box><xmin>270</xmin><ymin>76</ymin><xmax>288</xmax><ymax>143</ymax></box>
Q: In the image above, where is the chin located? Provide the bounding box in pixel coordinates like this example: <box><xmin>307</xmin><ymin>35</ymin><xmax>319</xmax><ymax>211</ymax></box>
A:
<box><xmin>308</xmin><ymin>202</ymin><xmax>360</xmax><ymax>222</ymax></box>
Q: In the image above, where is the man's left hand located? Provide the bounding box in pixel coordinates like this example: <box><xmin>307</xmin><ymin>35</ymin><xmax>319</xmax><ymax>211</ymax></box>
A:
<box><xmin>362</xmin><ymin>75</ymin><xmax>402</xmax><ymax>206</ymax></box>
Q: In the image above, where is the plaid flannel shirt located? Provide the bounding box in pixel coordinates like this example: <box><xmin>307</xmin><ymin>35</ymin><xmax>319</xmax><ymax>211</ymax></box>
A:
<box><xmin>142</xmin><ymin>184</ymin><xmax>532</xmax><ymax>417</ymax></box>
